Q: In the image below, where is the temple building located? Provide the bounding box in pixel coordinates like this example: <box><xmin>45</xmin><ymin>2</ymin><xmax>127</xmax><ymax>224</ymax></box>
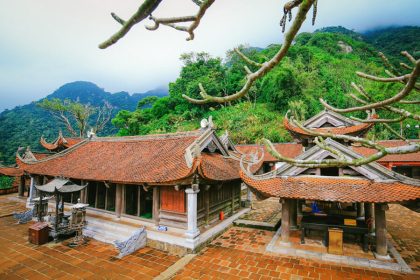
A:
<box><xmin>17</xmin><ymin>119</ymin><xmax>258</xmax><ymax>253</ymax></box>
<box><xmin>241</xmin><ymin>110</ymin><xmax>420</xmax><ymax>259</ymax></box>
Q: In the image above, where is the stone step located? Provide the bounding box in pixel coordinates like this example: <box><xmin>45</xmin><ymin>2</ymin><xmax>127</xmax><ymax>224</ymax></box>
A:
<box><xmin>84</xmin><ymin>218</ymin><xmax>139</xmax><ymax>244</ymax></box>
<box><xmin>233</xmin><ymin>218</ymin><xmax>281</xmax><ymax>231</ymax></box>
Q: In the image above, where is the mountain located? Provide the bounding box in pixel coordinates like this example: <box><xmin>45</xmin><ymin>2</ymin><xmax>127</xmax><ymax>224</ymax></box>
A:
<box><xmin>0</xmin><ymin>81</ymin><xmax>167</xmax><ymax>164</ymax></box>
<box><xmin>363</xmin><ymin>26</ymin><xmax>420</xmax><ymax>62</ymax></box>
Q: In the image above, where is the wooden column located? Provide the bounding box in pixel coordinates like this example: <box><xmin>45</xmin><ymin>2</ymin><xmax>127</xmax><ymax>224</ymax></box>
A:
<box><xmin>297</xmin><ymin>200</ymin><xmax>303</xmax><ymax>216</ymax></box>
<box><xmin>137</xmin><ymin>186</ymin><xmax>141</xmax><ymax>217</ymax></box>
<box><xmin>18</xmin><ymin>176</ymin><xmax>25</xmax><ymax>197</ymax></box>
<box><xmin>204</xmin><ymin>185</ymin><xmax>210</xmax><ymax>225</ymax></box>
<box><xmin>365</xmin><ymin>203</ymin><xmax>375</xmax><ymax>234</ymax></box>
<box><xmin>357</xmin><ymin>202</ymin><xmax>365</xmax><ymax>218</ymax></box>
<box><xmin>153</xmin><ymin>186</ymin><xmax>160</xmax><ymax>225</ymax></box>
<box><xmin>281</xmin><ymin>198</ymin><xmax>291</xmax><ymax>244</ymax></box>
<box><xmin>290</xmin><ymin>199</ymin><xmax>297</xmax><ymax>229</ymax></box>
<box><xmin>115</xmin><ymin>184</ymin><xmax>123</xmax><ymax>218</ymax></box>
<box><xmin>231</xmin><ymin>184</ymin><xmax>235</xmax><ymax>215</ymax></box>
<box><xmin>375</xmin><ymin>203</ymin><xmax>388</xmax><ymax>257</ymax></box>
<box><xmin>80</xmin><ymin>180</ymin><xmax>87</xmax><ymax>203</ymax></box>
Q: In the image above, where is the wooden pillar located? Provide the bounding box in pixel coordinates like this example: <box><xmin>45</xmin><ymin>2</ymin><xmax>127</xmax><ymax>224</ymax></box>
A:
<box><xmin>290</xmin><ymin>199</ymin><xmax>297</xmax><ymax>229</ymax></box>
<box><xmin>204</xmin><ymin>185</ymin><xmax>210</xmax><ymax>225</ymax></box>
<box><xmin>137</xmin><ymin>186</ymin><xmax>141</xmax><ymax>217</ymax></box>
<box><xmin>153</xmin><ymin>186</ymin><xmax>160</xmax><ymax>225</ymax></box>
<box><xmin>18</xmin><ymin>176</ymin><xmax>25</xmax><ymax>197</ymax></box>
<box><xmin>297</xmin><ymin>200</ymin><xmax>303</xmax><ymax>216</ymax></box>
<box><xmin>357</xmin><ymin>202</ymin><xmax>365</xmax><ymax>218</ymax></box>
<box><xmin>115</xmin><ymin>184</ymin><xmax>123</xmax><ymax>218</ymax></box>
<box><xmin>231</xmin><ymin>184</ymin><xmax>235</xmax><ymax>215</ymax></box>
<box><xmin>281</xmin><ymin>198</ymin><xmax>291</xmax><ymax>244</ymax></box>
<box><xmin>80</xmin><ymin>180</ymin><xmax>87</xmax><ymax>203</ymax></box>
<box><xmin>365</xmin><ymin>203</ymin><xmax>375</xmax><ymax>234</ymax></box>
<box><xmin>375</xmin><ymin>203</ymin><xmax>389</xmax><ymax>257</ymax></box>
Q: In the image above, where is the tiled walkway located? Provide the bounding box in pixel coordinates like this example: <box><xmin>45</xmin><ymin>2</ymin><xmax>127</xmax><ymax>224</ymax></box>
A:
<box><xmin>173</xmin><ymin>228</ymin><xmax>415</xmax><ymax>280</ymax></box>
<box><xmin>0</xmin><ymin>195</ymin><xmax>179</xmax><ymax>279</ymax></box>
<box><xmin>0</xmin><ymin>193</ymin><xmax>419</xmax><ymax>279</ymax></box>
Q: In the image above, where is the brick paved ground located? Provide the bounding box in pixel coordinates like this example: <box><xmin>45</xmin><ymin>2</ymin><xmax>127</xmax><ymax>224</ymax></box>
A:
<box><xmin>240</xmin><ymin>197</ymin><xmax>282</xmax><ymax>223</ymax></box>
<box><xmin>172</xmin><ymin>243</ymin><xmax>415</xmax><ymax>280</ymax></box>
<box><xmin>174</xmin><ymin>201</ymin><xmax>420</xmax><ymax>280</ymax></box>
<box><xmin>387</xmin><ymin>204</ymin><xmax>420</xmax><ymax>272</ymax></box>
<box><xmin>0</xmin><ymin>194</ymin><xmax>26</xmax><ymax>217</ymax></box>
<box><xmin>0</xmin><ymin>194</ymin><xmax>180</xmax><ymax>280</ymax></box>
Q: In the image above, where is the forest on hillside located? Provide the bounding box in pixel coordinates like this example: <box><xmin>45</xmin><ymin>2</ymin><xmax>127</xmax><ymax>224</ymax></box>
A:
<box><xmin>111</xmin><ymin>27</ymin><xmax>420</xmax><ymax>143</ymax></box>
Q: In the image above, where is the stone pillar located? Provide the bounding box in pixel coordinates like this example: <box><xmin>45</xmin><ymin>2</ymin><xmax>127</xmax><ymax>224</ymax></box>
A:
<box><xmin>375</xmin><ymin>203</ymin><xmax>389</xmax><ymax>258</ymax></box>
<box><xmin>26</xmin><ymin>177</ymin><xmax>35</xmax><ymax>208</ymax></box>
<box><xmin>290</xmin><ymin>199</ymin><xmax>297</xmax><ymax>229</ymax></box>
<box><xmin>18</xmin><ymin>176</ymin><xmax>25</xmax><ymax>197</ymax></box>
<box><xmin>281</xmin><ymin>198</ymin><xmax>291</xmax><ymax>244</ymax></box>
<box><xmin>357</xmin><ymin>202</ymin><xmax>365</xmax><ymax>219</ymax></box>
<box><xmin>115</xmin><ymin>184</ymin><xmax>123</xmax><ymax>218</ymax></box>
<box><xmin>153</xmin><ymin>187</ymin><xmax>160</xmax><ymax>225</ymax></box>
<box><xmin>185</xmin><ymin>186</ymin><xmax>200</xmax><ymax>240</ymax></box>
<box><xmin>365</xmin><ymin>203</ymin><xmax>375</xmax><ymax>234</ymax></box>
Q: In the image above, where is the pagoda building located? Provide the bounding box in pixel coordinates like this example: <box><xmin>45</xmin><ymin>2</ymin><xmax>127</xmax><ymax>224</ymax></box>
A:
<box><xmin>241</xmin><ymin>110</ymin><xmax>420</xmax><ymax>259</ymax></box>
<box><xmin>17</xmin><ymin>118</ymin><xmax>260</xmax><ymax>253</ymax></box>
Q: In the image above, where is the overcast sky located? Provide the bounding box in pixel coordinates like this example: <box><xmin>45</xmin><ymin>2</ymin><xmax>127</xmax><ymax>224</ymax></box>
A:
<box><xmin>0</xmin><ymin>0</ymin><xmax>419</xmax><ymax>112</ymax></box>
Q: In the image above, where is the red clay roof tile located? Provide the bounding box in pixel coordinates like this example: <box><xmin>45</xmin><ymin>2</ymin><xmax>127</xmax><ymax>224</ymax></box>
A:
<box><xmin>241</xmin><ymin>171</ymin><xmax>420</xmax><ymax>203</ymax></box>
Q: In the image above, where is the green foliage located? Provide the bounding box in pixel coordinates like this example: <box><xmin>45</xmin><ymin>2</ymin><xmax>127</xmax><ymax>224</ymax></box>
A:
<box><xmin>0</xmin><ymin>176</ymin><xmax>14</xmax><ymax>190</ymax></box>
<box><xmin>111</xmin><ymin>27</ymin><xmax>419</xmax><ymax>144</ymax></box>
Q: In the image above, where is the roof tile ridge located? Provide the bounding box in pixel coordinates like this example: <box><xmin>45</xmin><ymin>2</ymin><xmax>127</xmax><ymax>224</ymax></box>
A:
<box><xmin>93</xmin><ymin>130</ymin><xmax>202</xmax><ymax>142</ymax></box>
<box><xmin>22</xmin><ymin>139</ymin><xmax>89</xmax><ymax>164</ymax></box>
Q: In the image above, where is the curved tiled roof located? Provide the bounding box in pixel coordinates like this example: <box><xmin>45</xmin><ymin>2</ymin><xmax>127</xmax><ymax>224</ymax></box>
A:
<box><xmin>241</xmin><ymin>172</ymin><xmax>420</xmax><ymax>203</ymax></box>
<box><xmin>19</xmin><ymin>130</ymin><xmax>246</xmax><ymax>184</ymax></box>
<box><xmin>0</xmin><ymin>166</ymin><xmax>23</xmax><ymax>177</ymax></box>
<box><xmin>283</xmin><ymin>118</ymin><xmax>373</xmax><ymax>138</ymax></box>
<box><xmin>40</xmin><ymin>133</ymin><xmax>82</xmax><ymax>151</ymax></box>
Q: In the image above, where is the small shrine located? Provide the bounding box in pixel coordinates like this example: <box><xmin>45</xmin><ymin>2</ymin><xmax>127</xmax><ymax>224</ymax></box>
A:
<box><xmin>241</xmin><ymin>110</ymin><xmax>420</xmax><ymax>260</ymax></box>
<box><xmin>34</xmin><ymin>178</ymin><xmax>88</xmax><ymax>242</ymax></box>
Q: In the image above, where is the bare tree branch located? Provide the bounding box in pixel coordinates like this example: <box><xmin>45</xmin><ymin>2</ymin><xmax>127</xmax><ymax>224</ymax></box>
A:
<box><xmin>146</xmin><ymin>0</ymin><xmax>215</xmax><ymax>41</ymax></box>
<box><xmin>99</xmin><ymin>0</ymin><xmax>163</xmax><ymax>49</ymax></box>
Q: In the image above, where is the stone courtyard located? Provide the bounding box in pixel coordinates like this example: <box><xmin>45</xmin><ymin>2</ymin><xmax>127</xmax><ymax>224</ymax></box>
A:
<box><xmin>0</xmin><ymin>194</ymin><xmax>419</xmax><ymax>279</ymax></box>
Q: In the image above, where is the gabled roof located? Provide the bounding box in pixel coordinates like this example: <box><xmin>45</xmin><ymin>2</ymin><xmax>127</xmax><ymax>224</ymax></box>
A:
<box><xmin>18</xmin><ymin>123</ymin><xmax>257</xmax><ymax>185</ymax></box>
<box><xmin>284</xmin><ymin>110</ymin><xmax>373</xmax><ymax>140</ymax></box>
<box><xmin>241</xmin><ymin>138</ymin><xmax>420</xmax><ymax>202</ymax></box>
<box><xmin>40</xmin><ymin>131</ymin><xmax>82</xmax><ymax>152</ymax></box>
